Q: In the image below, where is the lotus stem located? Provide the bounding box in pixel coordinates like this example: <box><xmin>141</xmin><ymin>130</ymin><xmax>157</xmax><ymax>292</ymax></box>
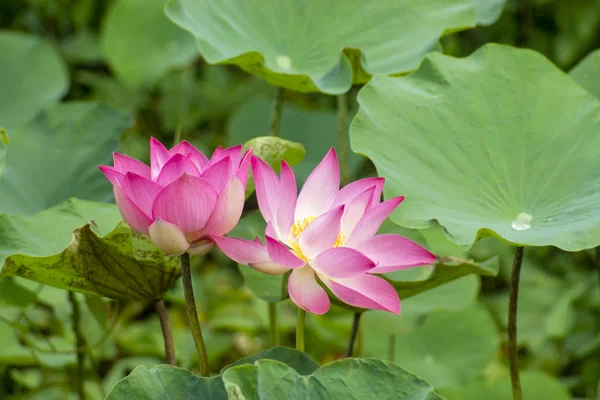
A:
<box><xmin>155</xmin><ymin>298</ymin><xmax>177</xmax><ymax>366</ymax></box>
<box><xmin>508</xmin><ymin>246</ymin><xmax>524</xmax><ymax>400</ymax></box>
<box><xmin>595</xmin><ymin>247</ymin><xmax>600</xmax><ymax>291</ymax></box>
<box><xmin>296</xmin><ymin>308</ymin><xmax>306</xmax><ymax>352</ymax></box>
<box><xmin>173</xmin><ymin>124</ymin><xmax>182</xmax><ymax>147</ymax></box>
<box><xmin>68</xmin><ymin>292</ymin><xmax>86</xmax><ymax>400</ymax></box>
<box><xmin>180</xmin><ymin>253</ymin><xmax>210</xmax><ymax>376</ymax></box>
<box><xmin>388</xmin><ymin>334</ymin><xmax>396</xmax><ymax>363</ymax></box>
<box><xmin>269</xmin><ymin>87</ymin><xmax>284</xmax><ymax>137</ymax></box>
<box><xmin>268</xmin><ymin>302</ymin><xmax>279</xmax><ymax>346</ymax></box>
<box><xmin>345</xmin><ymin>311</ymin><xmax>362</xmax><ymax>357</ymax></box>
<box><xmin>337</xmin><ymin>93</ymin><xmax>350</xmax><ymax>185</ymax></box>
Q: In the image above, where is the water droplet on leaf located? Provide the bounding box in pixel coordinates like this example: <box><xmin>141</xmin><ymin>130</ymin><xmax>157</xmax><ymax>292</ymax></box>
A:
<box><xmin>276</xmin><ymin>55</ymin><xmax>292</xmax><ymax>70</ymax></box>
<box><xmin>511</xmin><ymin>212</ymin><xmax>532</xmax><ymax>231</ymax></box>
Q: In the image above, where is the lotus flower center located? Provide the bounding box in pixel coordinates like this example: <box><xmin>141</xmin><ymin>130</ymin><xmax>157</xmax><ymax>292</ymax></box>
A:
<box><xmin>290</xmin><ymin>216</ymin><xmax>346</xmax><ymax>248</ymax></box>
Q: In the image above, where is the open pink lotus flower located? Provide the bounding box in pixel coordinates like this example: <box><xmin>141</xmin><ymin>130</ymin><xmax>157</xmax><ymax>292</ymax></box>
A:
<box><xmin>99</xmin><ymin>138</ymin><xmax>251</xmax><ymax>256</ymax></box>
<box><xmin>212</xmin><ymin>149</ymin><xmax>436</xmax><ymax>314</ymax></box>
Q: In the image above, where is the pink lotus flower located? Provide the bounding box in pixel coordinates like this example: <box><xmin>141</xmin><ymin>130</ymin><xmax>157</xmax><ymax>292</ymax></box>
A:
<box><xmin>212</xmin><ymin>149</ymin><xmax>436</xmax><ymax>314</ymax></box>
<box><xmin>99</xmin><ymin>138</ymin><xmax>251</xmax><ymax>256</ymax></box>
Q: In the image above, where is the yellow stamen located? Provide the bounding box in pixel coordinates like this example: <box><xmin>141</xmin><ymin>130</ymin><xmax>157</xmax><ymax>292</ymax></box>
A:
<box><xmin>333</xmin><ymin>233</ymin><xmax>346</xmax><ymax>248</ymax></box>
<box><xmin>291</xmin><ymin>216</ymin><xmax>317</xmax><ymax>239</ymax></box>
<box><xmin>289</xmin><ymin>216</ymin><xmax>346</xmax><ymax>258</ymax></box>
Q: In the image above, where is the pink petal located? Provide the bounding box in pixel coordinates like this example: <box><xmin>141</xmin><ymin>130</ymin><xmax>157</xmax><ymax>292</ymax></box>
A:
<box><xmin>201</xmin><ymin>156</ymin><xmax>233</xmax><ymax>194</ymax></box>
<box><xmin>340</xmin><ymin>186</ymin><xmax>376</xmax><ymax>238</ymax></box>
<box><xmin>361</xmin><ymin>234</ymin><xmax>437</xmax><ymax>274</ymax></box>
<box><xmin>311</xmin><ymin>247</ymin><xmax>375</xmax><ymax>279</ymax></box>
<box><xmin>265</xmin><ymin>221</ymin><xmax>279</xmax><ymax>239</ymax></box>
<box><xmin>152</xmin><ymin>173</ymin><xmax>218</xmax><ymax>233</ymax></box>
<box><xmin>114</xmin><ymin>185</ymin><xmax>153</xmax><ymax>234</ymax></box>
<box><xmin>322</xmin><ymin>274</ymin><xmax>400</xmax><ymax>314</ymax></box>
<box><xmin>251</xmin><ymin>156</ymin><xmax>279</xmax><ymax>226</ymax></box>
<box><xmin>288</xmin><ymin>267</ymin><xmax>330</xmax><ymax>314</ymax></box>
<box><xmin>344</xmin><ymin>196</ymin><xmax>405</xmax><ymax>249</ymax></box>
<box><xmin>334</xmin><ymin>177</ymin><xmax>384</xmax><ymax>209</ymax></box>
<box><xmin>99</xmin><ymin>165</ymin><xmax>124</xmax><ymax>186</ymax></box>
<box><xmin>212</xmin><ymin>144</ymin><xmax>242</xmax><ymax>167</ymax></box>
<box><xmin>156</xmin><ymin>154</ymin><xmax>201</xmax><ymax>186</ymax></box>
<box><xmin>211</xmin><ymin>236</ymin><xmax>288</xmax><ymax>274</ymax></box>
<box><xmin>148</xmin><ymin>218</ymin><xmax>190</xmax><ymax>256</ymax></box>
<box><xmin>113</xmin><ymin>153</ymin><xmax>150</xmax><ymax>178</ymax></box>
<box><xmin>298</xmin><ymin>205</ymin><xmax>344</xmax><ymax>260</ymax></box>
<box><xmin>120</xmin><ymin>172</ymin><xmax>162</xmax><ymax>216</ymax></box>
<box><xmin>150</xmin><ymin>137</ymin><xmax>171</xmax><ymax>180</ymax></box>
<box><xmin>294</xmin><ymin>148</ymin><xmax>339</xmax><ymax>222</ymax></box>
<box><xmin>276</xmin><ymin>161</ymin><xmax>297</xmax><ymax>241</ymax></box>
<box><xmin>265</xmin><ymin>233</ymin><xmax>305</xmax><ymax>268</ymax></box>
<box><xmin>169</xmin><ymin>141</ymin><xmax>209</xmax><ymax>171</ymax></box>
<box><xmin>188</xmin><ymin>240</ymin><xmax>213</xmax><ymax>256</ymax></box>
<box><xmin>200</xmin><ymin>176</ymin><xmax>245</xmax><ymax>236</ymax></box>
<box><xmin>235</xmin><ymin>149</ymin><xmax>253</xmax><ymax>189</ymax></box>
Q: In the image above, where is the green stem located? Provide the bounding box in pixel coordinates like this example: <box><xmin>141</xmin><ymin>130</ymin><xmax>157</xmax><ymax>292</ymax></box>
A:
<box><xmin>595</xmin><ymin>247</ymin><xmax>600</xmax><ymax>291</ymax></box>
<box><xmin>268</xmin><ymin>302</ymin><xmax>279</xmax><ymax>346</ymax></box>
<box><xmin>68</xmin><ymin>292</ymin><xmax>86</xmax><ymax>400</ymax></box>
<box><xmin>296</xmin><ymin>308</ymin><xmax>306</xmax><ymax>352</ymax></box>
<box><xmin>508</xmin><ymin>246</ymin><xmax>524</xmax><ymax>400</ymax></box>
<box><xmin>336</xmin><ymin>93</ymin><xmax>349</xmax><ymax>185</ymax></box>
<box><xmin>172</xmin><ymin>124</ymin><xmax>182</xmax><ymax>147</ymax></box>
<box><xmin>388</xmin><ymin>334</ymin><xmax>396</xmax><ymax>363</ymax></box>
<box><xmin>345</xmin><ymin>312</ymin><xmax>362</xmax><ymax>357</ymax></box>
<box><xmin>269</xmin><ymin>87</ymin><xmax>284</xmax><ymax>137</ymax></box>
<box><xmin>155</xmin><ymin>299</ymin><xmax>177</xmax><ymax>366</ymax></box>
<box><xmin>181</xmin><ymin>253</ymin><xmax>210</xmax><ymax>376</ymax></box>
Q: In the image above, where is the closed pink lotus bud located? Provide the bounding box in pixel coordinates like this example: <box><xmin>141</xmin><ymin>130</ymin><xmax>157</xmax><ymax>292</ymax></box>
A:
<box><xmin>212</xmin><ymin>149</ymin><xmax>436</xmax><ymax>315</ymax></box>
<box><xmin>100</xmin><ymin>138</ymin><xmax>251</xmax><ymax>256</ymax></box>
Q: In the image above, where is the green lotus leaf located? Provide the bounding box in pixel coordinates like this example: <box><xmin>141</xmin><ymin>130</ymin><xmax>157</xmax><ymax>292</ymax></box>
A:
<box><xmin>0</xmin><ymin>32</ymin><xmax>68</xmax><ymax>132</ymax></box>
<box><xmin>102</xmin><ymin>0</ymin><xmax>198</xmax><ymax>88</ymax></box>
<box><xmin>473</xmin><ymin>0</ymin><xmax>506</xmax><ymax>26</ymax></box>
<box><xmin>165</xmin><ymin>0</ymin><xmax>477</xmax><ymax>94</ymax></box>
<box><xmin>351</xmin><ymin>43</ymin><xmax>600</xmax><ymax>251</ymax></box>
<box><xmin>0</xmin><ymin>199</ymin><xmax>179</xmax><ymax>301</ymax></box>
<box><xmin>106</xmin><ymin>347</ymin><xmax>319</xmax><ymax>399</ymax></box>
<box><xmin>106</xmin><ymin>365</ymin><xmax>226</xmax><ymax>400</ymax></box>
<box><xmin>223</xmin><ymin>346</ymin><xmax>319</xmax><ymax>375</ymax></box>
<box><xmin>387</xmin><ymin>256</ymin><xmax>498</xmax><ymax>300</ymax></box>
<box><xmin>0</xmin><ymin>101</ymin><xmax>130</xmax><ymax>214</ymax></box>
<box><xmin>222</xmin><ymin>358</ymin><xmax>443</xmax><ymax>399</ymax></box>
<box><xmin>570</xmin><ymin>49</ymin><xmax>600</xmax><ymax>100</ymax></box>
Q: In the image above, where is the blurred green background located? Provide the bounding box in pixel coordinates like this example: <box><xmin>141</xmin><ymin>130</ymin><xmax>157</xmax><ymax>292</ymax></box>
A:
<box><xmin>0</xmin><ymin>0</ymin><xmax>599</xmax><ymax>399</ymax></box>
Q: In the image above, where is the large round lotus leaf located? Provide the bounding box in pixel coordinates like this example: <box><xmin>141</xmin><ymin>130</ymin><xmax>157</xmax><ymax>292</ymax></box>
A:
<box><xmin>472</xmin><ymin>0</ymin><xmax>506</xmax><ymax>26</ymax></box>
<box><xmin>0</xmin><ymin>32</ymin><xmax>68</xmax><ymax>132</ymax></box>
<box><xmin>165</xmin><ymin>0</ymin><xmax>477</xmax><ymax>94</ymax></box>
<box><xmin>0</xmin><ymin>102</ymin><xmax>130</xmax><ymax>214</ymax></box>
<box><xmin>102</xmin><ymin>0</ymin><xmax>198</xmax><ymax>88</ymax></box>
<box><xmin>222</xmin><ymin>359</ymin><xmax>443</xmax><ymax>400</ymax></box>
<box><xmin>570</xmin><ymin>49</ymin><xmax>600</xmax><ymax>100</ymax></box>
<box><xmin>351</xmin><ymin>44</ymin><xmax>600</xmax><ymax>251</ymax></box>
